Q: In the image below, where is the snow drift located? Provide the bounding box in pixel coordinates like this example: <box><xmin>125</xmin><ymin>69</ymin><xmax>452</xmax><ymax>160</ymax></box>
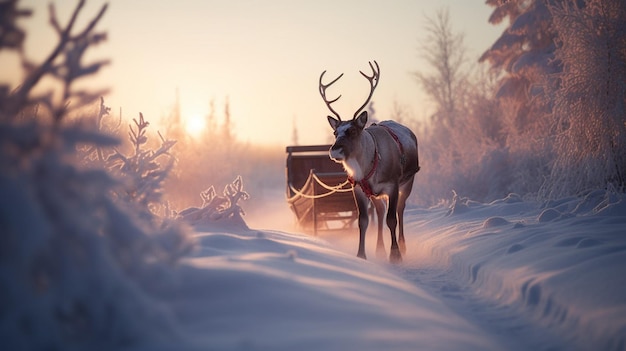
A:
<box><xmin>154</xmin><ymin>188</ymin><xmax>626</xmax><ymax>351</ymax></box>
<box><xmin>172</xmin><ymin>226</ymin><xmax>500</xmax><ymax>351</ymax></box>
<box><xmin>402</xmin><ymin>190</ymin><xmax>626</xmax><ymax>351</ymax></box>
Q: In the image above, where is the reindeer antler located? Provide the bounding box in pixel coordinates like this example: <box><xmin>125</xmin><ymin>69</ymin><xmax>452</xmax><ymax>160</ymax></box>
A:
<box><xmin>319</xmin><ymin>70</ymin><xmax>344</xmax><ymax>120</ymax></box>
<box><xmin>353</xmin><ymin>60</ymin><xmax>380</xmax><ymax>119</ymax></box>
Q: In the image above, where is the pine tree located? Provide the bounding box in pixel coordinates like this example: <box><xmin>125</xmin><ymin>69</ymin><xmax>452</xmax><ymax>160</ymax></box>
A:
<box><xmin>206</xmin><ymin>97</ymin><xmax>217</xmax><ymax>138</ymax></box>
<box><xmin>481</xmin><ymin>0</ymin><xmax>561</xmax><ymax>136</ymax></box>
<box><xmin>291</xmin><ymin>115</ymin><xmax>299</xmax><ymax>145</ymax></box>
<box><xmin>222</xmin><ymin>95</ymin><xmax>233</xmax><ymax>144</ymax></box>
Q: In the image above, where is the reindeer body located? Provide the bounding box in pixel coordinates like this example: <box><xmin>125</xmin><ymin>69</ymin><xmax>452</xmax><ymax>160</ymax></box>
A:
<box><xmin>357</xmin><ymin>121</ymin><xmax>419</xmax><ymax>192</ymax></box>
<box><xmin>320</xmin><ymin>61</ymin><xmax>419</xmax><ymax>263</ymax></box>
<box><xmin>330</xmin><ymin>117</ymin><xmax>419</xmax><ymax>262</ymax></box>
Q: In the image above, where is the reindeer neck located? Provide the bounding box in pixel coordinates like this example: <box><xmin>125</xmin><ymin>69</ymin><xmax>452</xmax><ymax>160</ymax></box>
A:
<box><xmin>344</xmin><ymin>130</ymin><xmax>377</xmax><ymax>181</ymax></box>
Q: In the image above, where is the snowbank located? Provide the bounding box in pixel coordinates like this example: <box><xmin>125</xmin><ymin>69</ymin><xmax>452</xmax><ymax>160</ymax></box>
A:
<box><xmin>170</xmin><ymin>189</ymin><xmax>626</xmax><ymax>351</ymax></box>
<box><xmin>403</xmin><ymin>190</ymin><xmax>626</xmax><ymax>350</ymax></box>
<box><xmin>6</xmin><ymin>186</ymin><xmax>624</xmax><ymax>350</ymax></box>
<box><xmin>169</xmin><ymin>227</ymin><xmax>500</xmax><ymax>351</ymax></box>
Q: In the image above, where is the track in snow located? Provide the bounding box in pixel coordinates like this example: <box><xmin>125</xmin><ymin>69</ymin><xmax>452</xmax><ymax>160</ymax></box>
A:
<box><xmin>246</xmin><ymin>194</ymin><xmax>592</xmax><ymax>351</ymax></box>
<box><xmin>290</xmin><ymin>227</ymin><xmax>575</xmax><ymax>351</ymax></box>
<box><xmin>395</xmin><ymin>264</ymin><xmax>571</xmax><ymax>351</ymax></box>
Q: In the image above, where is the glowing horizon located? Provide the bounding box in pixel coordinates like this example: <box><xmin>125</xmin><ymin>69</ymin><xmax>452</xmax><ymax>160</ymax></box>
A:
<box><xmin>2</xmin><ymin>0</ymin><xmax>504</xmax><ymax>146</ymax></box>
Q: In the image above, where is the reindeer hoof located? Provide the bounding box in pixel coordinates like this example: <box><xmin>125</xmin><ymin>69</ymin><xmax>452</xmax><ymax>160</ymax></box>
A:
<box><xmin>357</xmin><ymin>251</ymin><xmax>367</xmax><ymax>260</ymax></box>
<box><xmin>389</xmin><ymin>250</ymin><xmax>402</xmax><ymax>264</ymax></box>
<box><xmin>376</xmin><ymin>246</ymin><xmax>386</xmax><ymax>260</ymax></box>
<box><xmin>399</xmin><ymin>240</ymin><xmax>407</xmax><ymax>255</ymax></box>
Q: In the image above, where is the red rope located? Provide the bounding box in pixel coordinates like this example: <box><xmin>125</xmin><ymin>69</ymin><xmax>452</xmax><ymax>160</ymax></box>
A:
<box><xmin>347</xmin><ymin>124</ymin><xmax>404</xmax><ymax>198</ymax></box>
<box><xmin>348</xmin><ymin>149</ymin><xmax>379</xmax><ymax>197</ymax></box>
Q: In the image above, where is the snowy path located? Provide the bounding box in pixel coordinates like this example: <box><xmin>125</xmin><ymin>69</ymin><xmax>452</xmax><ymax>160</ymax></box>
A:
<box><xmin>226</xmin><ymin>190</ymin><xmax>626</xmax><ymax>350</ymax></box>
<box><xmin>310</xmin><ymin>233</ymin><xmax>574</xmax><ymax>351</ymax></box>
<box><xmin>396</xmin><ymin>265</ymin><xmax>568</xmax><ymax>351</ymax></box>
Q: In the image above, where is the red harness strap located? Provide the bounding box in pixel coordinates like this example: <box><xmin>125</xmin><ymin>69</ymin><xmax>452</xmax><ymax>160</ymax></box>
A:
<box><xmin>348</xmin><ymin>148</ymin><xmax>379</xmax><ymax>197</ymax></box>
<box><xmin>378</xmin><ymin>124</ymin><xmax>405</xmax><ymax>165</ymax></box>
<box><xmin>347</xmin><ymin>124</ymin><xmax>406</xmax><ymax>198</ymax></box>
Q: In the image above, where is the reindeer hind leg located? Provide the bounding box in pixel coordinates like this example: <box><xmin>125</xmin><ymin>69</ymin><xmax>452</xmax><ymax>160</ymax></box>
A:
<box><xmin>386</xmin><ymin>185</ymin><xmax>402</xmax><ymax>263</ymax></box>
<box><xmin>397</xmin><ymin>176</ymin><xmax>415</xmax><ymax>255</ymax></box>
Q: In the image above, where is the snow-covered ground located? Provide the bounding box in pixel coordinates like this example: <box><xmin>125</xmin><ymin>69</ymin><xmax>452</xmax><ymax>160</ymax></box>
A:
<box><xmin>167</xmin><ymin>189</ymin><xmax>626</xmax><ymax>351</ymax></box>
<box><xmin>399</xmin><ymin>191</ymin><xmax>626</xmax><ymax>351</ymax></box>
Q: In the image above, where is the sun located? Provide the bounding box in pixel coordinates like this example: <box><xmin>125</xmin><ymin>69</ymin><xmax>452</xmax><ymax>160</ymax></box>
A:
<box><xmin>184</xmin><ymin>113</ymin><xmax>207</xmax><ymax>139</ymax></box>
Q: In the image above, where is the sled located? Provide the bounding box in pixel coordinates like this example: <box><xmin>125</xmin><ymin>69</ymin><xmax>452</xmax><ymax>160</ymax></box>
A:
<box><xmin>285</xmin><ymin>145</ymin><xmax>358</xmax><ymax>235</ymax></box>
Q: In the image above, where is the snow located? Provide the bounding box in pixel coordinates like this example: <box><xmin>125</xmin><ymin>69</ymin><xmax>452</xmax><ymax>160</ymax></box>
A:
<box><xmin>174</xmin><ymin>229</ymin><xmax>497</xmax><ymax>351</ymax></box>
<box><xmin>158</xmin><ymin>189</ymin><xmax>626</xmax><ymax>351</ymax></box>
<box><xmin>399</xmin><ymin>191</ymin><xmax>626</xmax><ymax>350</ymax></box>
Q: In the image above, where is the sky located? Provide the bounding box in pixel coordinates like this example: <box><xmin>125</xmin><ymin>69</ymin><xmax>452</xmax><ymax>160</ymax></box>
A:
<box><xmin>3</xmin><ymin>0</ymin><xmax>504</xmax><ymax>146</ymax></box>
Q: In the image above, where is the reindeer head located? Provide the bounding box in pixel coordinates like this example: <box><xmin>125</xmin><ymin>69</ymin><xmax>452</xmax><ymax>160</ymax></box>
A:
<box><xmin>319</xmin><ymin>61</ymin><xmax>380</xmax><ymax>162</ymax></box>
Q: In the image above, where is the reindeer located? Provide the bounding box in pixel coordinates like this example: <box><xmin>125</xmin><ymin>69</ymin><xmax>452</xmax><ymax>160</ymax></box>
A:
<box><xmin>319</xmin><ymin>61</ymin><xmax>420</xmax><ymax>263</ymax></box>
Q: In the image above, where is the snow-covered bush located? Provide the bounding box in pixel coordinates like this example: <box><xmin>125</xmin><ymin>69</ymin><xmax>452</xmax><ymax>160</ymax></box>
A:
<box><xmin>77</xmin><ymin>96</ymin><xmax>122</xmax><ymax>166</ymax></box>
<box><xmin>178</xmin><ymin>175</ymin><xmax>250</xmax><ymax>230</ymax></box>
<box><xmin>0</xmin><ymin>2</ymin><xmax>193</xmax><ymax>349</ymax></box>
<box><xmin>107</xmin><ymin>112</ymin><xmax>177</xmax><ymax>219</ymax></box>
<box><xmin>78</xmin><ymin>99</ymin><xmax>176</xmax><ymax>218</ymax></box>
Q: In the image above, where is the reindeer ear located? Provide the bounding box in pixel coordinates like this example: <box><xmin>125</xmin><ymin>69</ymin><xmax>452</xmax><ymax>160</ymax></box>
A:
<box><xmin>354</xmin><ymin>111</ymin><xmax>368</xmax><ymax>129</ymax></box>
<box><xmin>327</xmin><ymin>115</ymin><xmax>340</xmax><ymax>130</ymax></box>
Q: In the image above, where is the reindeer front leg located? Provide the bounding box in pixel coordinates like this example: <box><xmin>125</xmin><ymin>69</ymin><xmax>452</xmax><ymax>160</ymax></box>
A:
<box><xmin>354</xmin><ymin>187</ymin><xmax>370</xmax><ymax>259</ymax></box>
<box><xmin>371</xmin><ymin>197</ymin><xmax>386</xmax><ymax>259</ymax></box>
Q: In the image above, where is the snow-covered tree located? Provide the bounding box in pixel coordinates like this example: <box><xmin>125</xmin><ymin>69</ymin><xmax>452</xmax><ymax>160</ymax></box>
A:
<box><xmin>543</xmin><ymin>0</ymin><xmax>626</xmax><ymax>197</ymax></box>
<box><xmin>207</xmin><ymin>97</ymin><xmax>217</xmax><ymax>137</ymax></box>
<box><xmin>0</xmin><ymin>2</ymin><xmax>193</xmax><ymax>349</ymax></box>
<box><xmin>161</xmin><ymin>93</ymin><xmax>282</xmax><ymax>212</ymax></box>
<box><xmin>222</xmin><ymin>95</ymin><xmax>234</xmax><ymax>145</ymax></box>
<box><xmin>366</xmin><ymin>101</ymin><xmax>378</xmax><ymax>126</ymax></box>
<box><xmin>291</xmin><ymin>115</ymin><xmax>299</xmax><ymax>145</ymax></box>
<box><xmin>414</xmin><ymin>8</ymin><xmax>468</xmax><ymax>131</ymax></box>
<box><xmin>481</xmin><ymin>0</ymin><xmax>561</xmax><ymax>136</ymax></box>
<box><xmin>412</xmin><ymin>8</ymin><xmax>465</xmax><ymax>202</ymax></box>
<box><xmin>0</xmin><ymin>0</ymin><xmax>30</xmax><ymax>49</ymax></box>
<box><xmin>412</xmin><ymin>8</ymin><xmax>510</xmax><ymax>203</ymax></box>
<box><xmin>389</xmin><ymin>99</ymin><xmax>412</xmax><ymax>126</ymax></box>
<box><xmin>479</xmin><ymin>0</ymin><xmax>566</xmax><ymax>199</ymax></box>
